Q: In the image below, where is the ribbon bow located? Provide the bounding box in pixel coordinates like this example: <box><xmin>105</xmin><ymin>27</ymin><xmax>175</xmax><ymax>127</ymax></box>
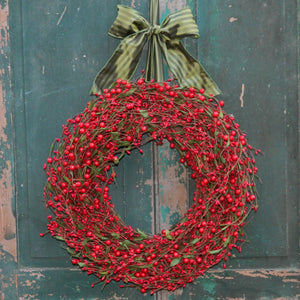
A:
<box><xmin>90</xmin><ymin>3</ymin><xmax>220</xmax><ymax>96</ymax></box>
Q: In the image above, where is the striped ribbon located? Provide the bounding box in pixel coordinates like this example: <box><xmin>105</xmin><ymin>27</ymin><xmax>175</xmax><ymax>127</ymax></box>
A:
<box><xmin>90</xmin><ymin>4</ymin><xmax>220</xmax><ymax>96</ymax></box>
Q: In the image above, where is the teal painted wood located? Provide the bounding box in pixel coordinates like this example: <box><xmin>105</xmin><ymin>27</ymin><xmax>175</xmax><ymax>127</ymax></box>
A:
<box><xmin>6</xmin><ymin>0</ymin><xmax>300</xmax><ymax>299</ymax></box>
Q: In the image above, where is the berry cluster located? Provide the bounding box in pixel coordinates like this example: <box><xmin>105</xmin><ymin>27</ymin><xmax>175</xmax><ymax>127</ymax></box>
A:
<box><xmin>43</xmin><ymin>79</ymin><xmax>259</xmax><ymax>293</ymax></box>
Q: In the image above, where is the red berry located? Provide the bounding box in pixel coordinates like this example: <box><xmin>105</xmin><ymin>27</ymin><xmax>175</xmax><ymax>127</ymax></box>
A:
<box><xmin>212</xmin><ymin>111</ymin><xmax>219</xmax><ymax>118</ymax></box>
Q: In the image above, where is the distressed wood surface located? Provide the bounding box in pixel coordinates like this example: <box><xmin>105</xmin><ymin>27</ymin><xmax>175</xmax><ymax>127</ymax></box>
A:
<box><xmin>1</xmin><ymin>0</ymin><xmax>299</xmax><ymax>299</ymax></box>
<box><xmin>0</xmin><ymin>1</ymin><xmax>18</xmax><ymax>299</ymax></box>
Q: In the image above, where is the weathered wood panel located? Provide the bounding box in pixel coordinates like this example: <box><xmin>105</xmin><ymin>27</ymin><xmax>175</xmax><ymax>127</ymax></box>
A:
<box><xmin>0</xmin><ymin>0</ymin><xmax>299</xmax><ymax>299</ymax></box>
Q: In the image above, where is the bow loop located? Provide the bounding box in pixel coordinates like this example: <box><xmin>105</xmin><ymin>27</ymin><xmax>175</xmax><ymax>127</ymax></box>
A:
<box><xmin>109</xmin><ymin>5</ymin><xmax>149</xmax><ymax>38</ymax></box>
<box><xmin>160</xmin><ymin>8</ymin><xmax>199</xmax><ymax>40</ymax></box>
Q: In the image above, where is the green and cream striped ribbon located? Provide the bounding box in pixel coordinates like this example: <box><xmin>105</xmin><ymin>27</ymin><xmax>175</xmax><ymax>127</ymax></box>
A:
<box><xmin>90</xmin><ymin>3</ymin><xmax>220</xmax><ymax>96</ymax></box>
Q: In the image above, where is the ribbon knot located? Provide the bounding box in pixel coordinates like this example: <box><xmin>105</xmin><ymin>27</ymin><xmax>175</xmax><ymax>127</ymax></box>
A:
<box><xmin>90</xmin><ymin>4</ymin><xmax>220</xmax><ymax>96</ymax></box>
<box><xmin>149</xmin><ymin>24</ymin><xmax>161</xmax><ymax>36</ymax></box>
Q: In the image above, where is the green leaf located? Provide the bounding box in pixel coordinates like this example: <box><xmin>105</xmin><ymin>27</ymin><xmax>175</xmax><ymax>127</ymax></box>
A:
<box><xmin>55</xmin><ymin>236</ymin><xmax>65</xmax><ymax>241</ymax></box>
<box><xmin>170</xmin><ymin>257</ymin><xmax>181</xmax><ymax>267</ymax></box>
<box><xmin>180</xmin><ymin>216</ymin><xmax>187</xmax><ymax>223</ymax></box>
<box><xmin>191</xmin><ymin>238</ymin><xmax>201</xmax><ymax>245</ymax></box>
<box><xmin>139</xmin><ymin>110</ymin><xmax>149</xmax><ymax>118</ymax></box>
<box><xmin>119</xmin><ymin>239</ymin><xmax>133</xmax><ymax>251</ymax></box>
<box><xmin>223</xmin><ymin>237</ymin><xmax>230</xmax><ymax>247</ymax></box>
<box><xmin>116</xmin><ymin>88</ymin><xmax>136</xmax><ymax>98</ymax></box>
<box><xmin>226</xmin><ymin>139</ymin><xmax>230</xmax><ymax>147</ymax></box>
<box><xmin>220</xmin><ymin>155</ymin><xmax>226</xmax><ymax>164</ymax></box>
<box><xmin>49</xmin><ymin>142</ymin><xmax>55</xmax><ymax>157</ymax></box>
<box><xmin>88</xmin><ymin>99</ymin><xmax>97</xmax><ymax>110</ymax></box>
<box><xmin>206</xmin><ymin>108</ymin><xmax>212</xmax><ymax>117</ymax></box>
<box><xmin>78</xmin><ymin>262</ymin><xmax>86</xmax><ymax>268</ymax></box>
<box><xmin>63</xmin><ymin>176</ymin><xmax>71</xmax><ymax>184</ymax></box>
<box><xmin>209</xmin><ymin>248</ymin><xmax>223</xmax><ymax>254</ymax></box>
<box><xmin>46</xmin><ymin>182</ymin><xmax>55</xmax><ymax>193</ymax></box>
<box><xmin>111</xmin><ymin>233</ymin><xmax>120</xmax><ymax>239</ymax></box>
<box><xmin>66</xmin><ymin>247</ymin><xmax>81</xmax><ymax>258</ymax></box>
<box><xmin>82</xmin><ymin>238</ymin><xmax>89</xmax><ymax>246</ymax></box>
<box><xmin>219</xmin><ymin>109</ymin><xmax>224</xmax><ymax>119</ymax></box>
<box><xmin>165</xmin><ymin>229</ymin><xmax>173</xmax><ymax>240</ymax></box>
<box><xmin>57</xmin><ymin>143</ymin><xmax>63</xmax><ymax>154</ymax></box>
<box><xmin>66</xmin><ymin>247</ymin><xmax>74</xmax><ymax>256</ymax></box>
<box><xmin>122</xmin><ymin>239</ymin><xmax>133</xmax><ymax>245</ymax></box>
<box><xmin>137</xmin><ymin>228</ymin><xmax>148</xmax><ymax>239</ymax></box>
<box><xmin>99</xmin><ymin>271</ymin><xmax>108</xmax><ymax>275</ymax></box>
<box><xmin>138</xmin><ymin>263</ymin><xmax>153</xmax><ymax>269</ymax></box>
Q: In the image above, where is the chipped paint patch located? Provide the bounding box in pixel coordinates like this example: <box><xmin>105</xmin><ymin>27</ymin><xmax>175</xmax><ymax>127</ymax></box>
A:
<box><xmin>211</xmin><ymin>273</ymin><xmax>234</xmax><ymax>280</ymax></box>
<box><xmin>158</xmin><ymin>144</ymin><xmax>188</xmax><ymax>229</ymax></box>
<box><xmin>19</xmin><ymin>294</ymin><xmax>39</xmax><ymax>300</ymax></box>
<box><xmin>259</xmin><ymin>269</ymin><xmax>300</xmax><ymax>278</ymax></box>
<box><xmin>240</xmin><ymin>83</ymin><xmax>245</xmax><ymax>108</ymax></box>
<box><xmin>159</xmin><ymin>0</ymin><xmax>187</xmax><ymax>19</ymax></box>
<box><xmin>229</xmin><ymin>17</ymin><xmax>238</xmax><ymax>22</ymax></box>
<box><xmin>0</xmin><ymin>5</ymin><xmax>9</xmax><ymax>141</ymax></box>
<box><xmin>24</xmin><ymin>272</ymin><xmax>45</xmax><ymax>281</ymax></box>
<box><xmin>0</xmin><ymin>161</ymin><xmax>16</xmax><ymax>259</ymax></box>
<box><xmin>0</xmin><ymin>245</ymin><xmax>17</xmax><ymax>298</ymax></box>
<box><xmin>130</xmin><ymin>0</ymin><xmax>136</xmax><ymax>8</ymax></box>
<box><xmin>234</xmin><ymin>270</ymin><xmax>269</xmax><ymax>278</ymax></box>
<box><xmin>106</xmin><ymin>293</ymin><xmax>128</xmax><ymax>300</ymax></box>
<box><xmin>160</xmin><ymin>287</ymin><xmax>184</xmax><ymax>299</ymax></box>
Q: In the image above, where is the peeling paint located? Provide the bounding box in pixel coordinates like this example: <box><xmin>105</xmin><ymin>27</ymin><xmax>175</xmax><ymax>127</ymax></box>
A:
<box><xmin>0</xmin><ymin>0</ymin><xmax>16</xmax><ymax>262</ymax></box>
<box><xmin>239</xmin><ymin>83</ymin><xmax>245</xmax><ymax>108</ymax></box>
<box><xmin>130</xmin><ymin>0</ymin><xmax>136</xmax><ymax>8</ymax></box>
<box><xmin>229</xmin><ymin>17</ymin><xmax>238</xmax><ymax>22</ymax></box>
<box><xmin>0</xmin><ymin>245</ymin><xmax>17</xmax><ymax>299</ymax></box>
<box><xmin>0</xmin><ymin>162</ymin><xmax>16</xmax><ymax>260</ymax></box>
<box><xmin>231</xmin><ymin>270</ymin><xmax>269</xmax><ymax>279</ymax></box>
<box><xmin>0</xmin><ymin>1</ymin><xmax>18</xmax><ymax>298</ymax></box>
<box><xmin>211</xmin><ymin>274</ymin><xmax>234</xmax><ymax>280</ymax></box>
<box><xmin>19</xmin><ymin>294</ymin><xmax>39</xmax><ymax>300</ymax></box>
<box><xmin>158</xmin><ymin>144</ymin><xmax>188</xmax><ymax>229</ymax></box>
<box><xmin>106</xmin><ymin>293</ymin><xmax>128</xmax><ymax>300</ymax></box>
<box><xmin>159</xmin><ymin>0</ymin><xmax>187</xmax><ymax>18</ymax></box>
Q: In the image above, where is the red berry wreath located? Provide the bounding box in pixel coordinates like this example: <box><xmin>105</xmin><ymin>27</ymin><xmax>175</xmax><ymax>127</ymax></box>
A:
<box><xmin>43</xmin><ymin>78</ymin><xmax>259</xmax><ymax>294</ymax></box>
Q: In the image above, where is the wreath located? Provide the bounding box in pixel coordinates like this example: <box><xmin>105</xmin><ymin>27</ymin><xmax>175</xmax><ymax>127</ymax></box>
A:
<box><xmin>43</xmin><ymin>78</ymin><xmax>259</xmax><ymax>294</ymax></box>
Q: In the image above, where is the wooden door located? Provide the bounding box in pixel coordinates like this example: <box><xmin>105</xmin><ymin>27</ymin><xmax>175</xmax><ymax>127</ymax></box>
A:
<box><xmin>1</xmin><ymin>0</ymin><xmax>299</xmax><ymax>299</ymax></box>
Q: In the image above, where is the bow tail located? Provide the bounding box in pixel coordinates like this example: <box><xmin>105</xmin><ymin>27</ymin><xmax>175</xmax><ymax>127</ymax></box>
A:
<box><xmin>90</xmin><ymin>32</ymin><xmax>147</xmax><ymax>95</ymax></box>
<box><xmin>159</xmin><ymin>39</ymin><xmax>221</xmax><ymax>96</ymax></box>
<box><xmin>145</xmin><ymin>35</ymin><xmax>164</xmax><ymax>82</ymax></box>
